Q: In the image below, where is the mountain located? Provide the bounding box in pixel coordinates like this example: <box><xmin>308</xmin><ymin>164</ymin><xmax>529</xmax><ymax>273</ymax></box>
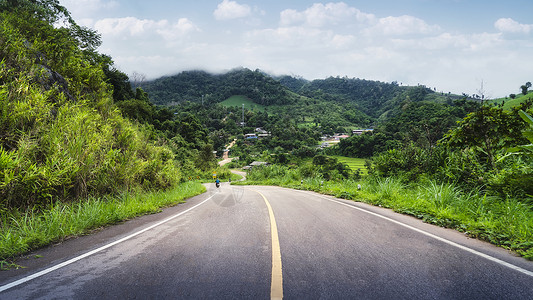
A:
<box><xmin>140</xmin><ymin>68</ymin><xmax>298</xmax><ymax>106</ymax></box>
<box><xmin>142</xmin><ymin>68</ymin><xmax>464</xmax><ymax>121</ymax></box>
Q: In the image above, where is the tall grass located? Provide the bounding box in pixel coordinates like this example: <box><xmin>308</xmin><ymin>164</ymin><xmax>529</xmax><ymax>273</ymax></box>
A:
<box><xmin>0</xmin><ymin>182</ymin><xmax>205</xmax><ymax>260</ymax></box>
<box><xmin>239</xmin><ymin>165</ymin><xmax>533</xmax><ymax>259</ymax></box>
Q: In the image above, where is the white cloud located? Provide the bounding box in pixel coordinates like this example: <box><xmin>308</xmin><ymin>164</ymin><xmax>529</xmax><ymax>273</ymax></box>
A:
<box><xmin>94</xmin><ymin>17</ymin><xmax>198</xmax><ymax>40</ymax></box>
<box><xmin>213</xmin><ymin>0</ymin><xmax>252</xmax><ymax>21</ymax></box>
<box><xmin>280</xmin><ymin>2</ymin><xmax>374</xmax><ymax>27</ymax></box>
<box><xmin>94</xmin><ymin>17</ymin><xmax>167</xmax><ymax>36</ymax></box>
<box><xmin>157</xmin><ymin>18</ymin><xmax>201</xmax><ymax>41</ymax></box>
<box><xmin>367</xmin><ymin>15</ymin><xmax>441</xmax><ymax>36</ymax></box>
<box><xmin>495</xmin><ymin>18</ymin><xmax>532</xmax><ymax>34</ymax></box>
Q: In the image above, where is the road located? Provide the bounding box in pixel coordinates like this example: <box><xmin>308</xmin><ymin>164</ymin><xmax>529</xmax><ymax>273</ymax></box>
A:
<box><xmin>1</xmin><ymin>184</ymin><xmax>532</xmax><ymax>299</ymax></box>
<box><xmin>218</xmin><ymin>139</ymin><xmax>237</xmax><ymax>166</ymax></box>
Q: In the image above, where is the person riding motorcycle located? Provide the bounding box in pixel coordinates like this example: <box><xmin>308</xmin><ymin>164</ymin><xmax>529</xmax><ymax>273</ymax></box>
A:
<box><xmin>215</xmin><ymin>178</ymin><xmax>220</xmax><ymax>188</ymax></box>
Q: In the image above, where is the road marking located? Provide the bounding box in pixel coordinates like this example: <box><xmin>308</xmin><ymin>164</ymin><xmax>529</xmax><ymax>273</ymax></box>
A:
<box><xmin>0</xmin><ymin>193</ymin><xmax>217</xmax><ymax>293</ymax></box>
<box><xmin>255</xmin><ymin>191</ymin><xmax>283</xmax><ymax>299</ymax></box>
<box><xmin>302</xmin><ymin>191</ymin><xmax>533</xmax><ymax>278</ymax></box>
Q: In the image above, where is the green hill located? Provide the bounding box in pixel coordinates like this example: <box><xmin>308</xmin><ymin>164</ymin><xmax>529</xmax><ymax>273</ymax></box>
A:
<box><xmin>141</xmin><ymin>68</ymin><xmax>298</xmax><ymax>106</ymax></box>
<box><xmin>490</xmin><ymin>92</ymin><xmax>533</xmax><ymax>110</ymax></box>
<box><xmin>220</xmin><ymin>95</ymin><xmax>266</xmax><ymax>112</ymax></box>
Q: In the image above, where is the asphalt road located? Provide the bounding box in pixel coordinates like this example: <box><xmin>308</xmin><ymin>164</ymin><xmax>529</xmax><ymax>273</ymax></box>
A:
<box><xmin>1</xmin><ymin>183</ymin><xmax>532</xmax><ymax>299</ymax></box>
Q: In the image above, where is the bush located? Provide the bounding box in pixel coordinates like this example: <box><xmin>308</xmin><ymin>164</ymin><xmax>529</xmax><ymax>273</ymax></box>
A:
<box><xmin>372</xmin><ymin>143</ymin><xmax>443</xmax><ymax>181</ymax></box>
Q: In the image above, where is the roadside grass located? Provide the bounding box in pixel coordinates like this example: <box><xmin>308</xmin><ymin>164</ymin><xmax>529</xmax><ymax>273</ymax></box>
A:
<box><xmin>220</xmin><ymin>95</ymin><xmax>266</xmax><ymax>112</ymax></box>
<box><xmin>236</xmin><ymin>166</ymin><xmax>533</xmax><ymax>260</ymax></box>
<box><xmin>0</xmin><ymin>181</ymin><xmax>205</xmax><ymax>262</ymax></box>
<box><xmin>332</xmin><ymin>156</ymin><xmax>369</xmax><ymax>175</ymax></box>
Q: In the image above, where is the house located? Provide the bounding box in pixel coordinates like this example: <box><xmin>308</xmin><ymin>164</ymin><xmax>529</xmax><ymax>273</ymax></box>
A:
<box><xmin>333</xmin><ymin>134</ymin><xmax>350</xmax><ymax>141</ymax></box>
<box><xmin>352</xmin><ymin>129</ymin><xmax>374</xmax><ymax>135</ymax></box>
<box><xmin>250</xmin><ymin>161</ymin><xmax>268</xmax><ymax>167</ymax></box>
<box><xmin>242</xmin><ymin>161</ymin><xmax>269</xmax><ymax>171</ymax></box>
<box><xmin>255</xmin><ymin>128</ymin><xmax>271</xmax><ymax>139</ymax></box>
<box><xmin>244</xmin><ymin>133</ymin><xmax>257</xmax><ymax>139</ymax></box>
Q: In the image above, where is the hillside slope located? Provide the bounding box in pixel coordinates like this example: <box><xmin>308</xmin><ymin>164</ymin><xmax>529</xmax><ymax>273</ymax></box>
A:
<box><xmin>0</xmin><ymin>1</ymin><xmax>179</xmax><ymax>209</ymax></box>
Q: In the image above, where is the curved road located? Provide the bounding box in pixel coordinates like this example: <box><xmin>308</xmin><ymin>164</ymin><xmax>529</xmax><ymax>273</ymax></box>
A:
<box><xmin>1</xmin><ymin>184</ymin><xmax>532</xmax><ymax>299</ymax></box>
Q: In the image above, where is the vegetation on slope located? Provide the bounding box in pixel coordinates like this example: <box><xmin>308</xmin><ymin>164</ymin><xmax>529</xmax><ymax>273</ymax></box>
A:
<box><xmin>0</xmin><ymin>1</ymin><xmax>214</xmax><ymax>261</ymax></box>
<box><xmin>0</xmin><ymin>1</ymin><xmax>182</xmax><ymax>211</ymax></box>
<box><xmin>141</xmin><ymin>68</ymin><xmax>298</xmax><ymax>106</ymax></box>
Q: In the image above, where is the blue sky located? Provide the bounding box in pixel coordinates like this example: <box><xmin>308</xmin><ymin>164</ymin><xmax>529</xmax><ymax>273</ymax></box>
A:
<box><xmin>59</xmin><ymin>0</ymin><xmax>533</xmax><ymax>98</ymax></box>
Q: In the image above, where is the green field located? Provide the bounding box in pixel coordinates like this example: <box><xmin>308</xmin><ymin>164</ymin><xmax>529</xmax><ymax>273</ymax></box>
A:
<box><xmin>331</xmin><ymin>156</ymin><xmax>369</xmax><ymax>175</ymax></box>
<box><xmin>490</xmin><ymin>92</ymin><xmax>532</xmax><ymax>110</ymax></box>
<box><xmin>220</xmin><ymin>95</ymin><xmax>266</xmax><ymax>112</ymax></box>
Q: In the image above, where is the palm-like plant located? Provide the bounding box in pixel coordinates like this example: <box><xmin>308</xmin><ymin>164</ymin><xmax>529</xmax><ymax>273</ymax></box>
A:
<box><xmin>508</xmin><ymin>110</ymin><xmax>533</xmax><ymax>158</ymax></box>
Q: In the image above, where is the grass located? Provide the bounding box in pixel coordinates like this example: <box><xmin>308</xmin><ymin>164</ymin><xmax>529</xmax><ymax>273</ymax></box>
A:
<box><xmin>236</xmin><ymin>166</ymin><xmax>533</xmax><ymax>260</ymax></box>
<box><xmin>490</xmin><ymin>92</ymin><xmax>533</xmax><ymax>110</ymax></box>
<box><xmin>220</xmin><ymin>95</ymin><xmax>266</xmax><ymax>112</ymax></box>
<box><xmin>332</xmin><ymin>155</ymin><xmax>369</xmax><ymax>175</ymax></box>
<box><xmin>0</xmin><ymin>182</ymin><xmax>206</xmax><ymax>262</ymax></box>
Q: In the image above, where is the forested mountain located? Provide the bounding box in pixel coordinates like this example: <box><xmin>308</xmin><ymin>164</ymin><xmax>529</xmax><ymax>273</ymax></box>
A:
<box><xmin>143</xmin><ymin>68</ymin><xmax>463</xmax><ymax>121</ymax></box>
<box><xmin>141</xmin><ymin>68</ymin><xmax>298</xmax><ymax>106</ymax></box>
<box><xmin>287</xmin><ymin>76</ymin><xmax>405</xmax><ymax>118</ymax></box>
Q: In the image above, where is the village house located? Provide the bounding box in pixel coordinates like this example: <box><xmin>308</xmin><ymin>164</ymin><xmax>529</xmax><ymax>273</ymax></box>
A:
<box><xmin>352</xmin><ymin>129</ymin><xmax>374</xmax><ymax>135</ymax></box>
<box><xmin>333</xmin><ymin>134</ymin><xmax>350</xmax><ymax>141</ymax></box>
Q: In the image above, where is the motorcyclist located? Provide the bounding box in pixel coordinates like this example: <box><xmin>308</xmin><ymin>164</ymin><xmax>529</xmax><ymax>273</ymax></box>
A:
<box><xmin>215</xmin><ymin>178</ymin><xmax>220</xmax><ymax>188</ymax></box>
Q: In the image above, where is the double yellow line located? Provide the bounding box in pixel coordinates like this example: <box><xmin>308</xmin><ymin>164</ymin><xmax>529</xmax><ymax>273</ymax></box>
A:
<box><xmin>256</xmin><ymin>191</ymin><xmax>283</xmax><ymax>299</ymax></box>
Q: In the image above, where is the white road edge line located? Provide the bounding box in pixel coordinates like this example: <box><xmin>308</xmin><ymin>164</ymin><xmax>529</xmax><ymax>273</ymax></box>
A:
<box><xmin>302</xmin><ymin>190</ymin><xmax>533</xmax><ymax>278</ymax></box>
<box><xmin>0</xmin><ymin>193</ymin><xmax>216</xmax><ymax>293</ymax></box>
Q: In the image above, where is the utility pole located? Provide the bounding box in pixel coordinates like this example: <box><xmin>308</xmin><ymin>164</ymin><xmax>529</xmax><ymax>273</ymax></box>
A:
<box><xmin>242</xmin><ymin>104</ymin><xmax>245</xmax><ymax>127</ymax></box>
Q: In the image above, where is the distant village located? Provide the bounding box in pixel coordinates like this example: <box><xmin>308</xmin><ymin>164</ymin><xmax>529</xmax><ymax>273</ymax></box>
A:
<box><xmin>319</xmin><ymin>129</ymin><xmax>374</xmax><ymax>148</ymax></box>
<box><xmin>244</xmin><ymin>127</ymin><xmax>271</xmax><ymax>140</ymax></box>
<box><xmin>235</xmin><ymin>128</ymin><xmax>374</xmax><ymax>170</ymax></box>
<box><xmin>243</xmin><ymin>128</ymin><xmax>374</xmax><ymax>145</ymax></box>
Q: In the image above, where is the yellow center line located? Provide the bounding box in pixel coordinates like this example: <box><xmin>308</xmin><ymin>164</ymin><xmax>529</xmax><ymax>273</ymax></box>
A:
<box><xmin>256</xmin><ymin>190</ymin><xmax>283</xmax><ymax>299</ymax></box>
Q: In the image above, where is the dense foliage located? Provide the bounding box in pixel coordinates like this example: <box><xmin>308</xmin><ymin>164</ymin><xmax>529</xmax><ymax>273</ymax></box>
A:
<box><xmin>334</xmin><ymin>98</ymin><xmax>481</xmax><ymax>158</ymax></box>
<box><xmin>372</xmin><ymin>101</ymin><xmax>533</xmax><ymax>201</ymax></box>
<box><xmin>141</xmin><ymin>68</ymin><xmax>298</xmax><ymax>106</ymax></box>
<box><xmin>0</xmin><ymin>0</ymin><xmax>183</xmax><ymax>209</ymax></box>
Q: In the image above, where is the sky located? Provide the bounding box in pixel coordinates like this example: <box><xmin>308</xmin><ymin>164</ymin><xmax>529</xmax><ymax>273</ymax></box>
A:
<box><xmin>59</xmin><ymin>0</ymin><xmax>533</xmax><ymax>98</ymax></box>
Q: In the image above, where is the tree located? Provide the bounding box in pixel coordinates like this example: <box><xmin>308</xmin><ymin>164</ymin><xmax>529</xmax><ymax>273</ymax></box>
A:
<box><xmin>521</xmin><ymin>82</ymin><xmax>531</xmax><ymax>96</ymax></box>
<box><xmin>103</xmin><ymin>65</ymin><xmax>135</xmax><ymax>102</ymax></box>
<box><xmin>1</xmin><ymin>0</ymin><xmax>102</xmax><ymax>53</ymax></box>
<box><xmin>521</xmin><ymin>85</ymin><xmax>528</xmax><ymax>95</ymax></box>
<box><xmin>131</xmin><ymin>72</ymin><xmax>147</xmax><ymax>89</ymax></box>
<box><xmin>195</xmin><ymin>144</ymin><xmax>216</xmax><ymax>171</ymax></box>
<box><xmin>443</xmin><ymin>104</ymin><xmax>530</xmax><ymax>168</ymax></box>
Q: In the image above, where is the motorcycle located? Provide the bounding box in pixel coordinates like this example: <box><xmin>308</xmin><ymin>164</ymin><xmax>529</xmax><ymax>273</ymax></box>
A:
<box><xmin>215</xmin><ymin>181</ymin><xmax>220</xmax><ymax>188</ymax></box>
